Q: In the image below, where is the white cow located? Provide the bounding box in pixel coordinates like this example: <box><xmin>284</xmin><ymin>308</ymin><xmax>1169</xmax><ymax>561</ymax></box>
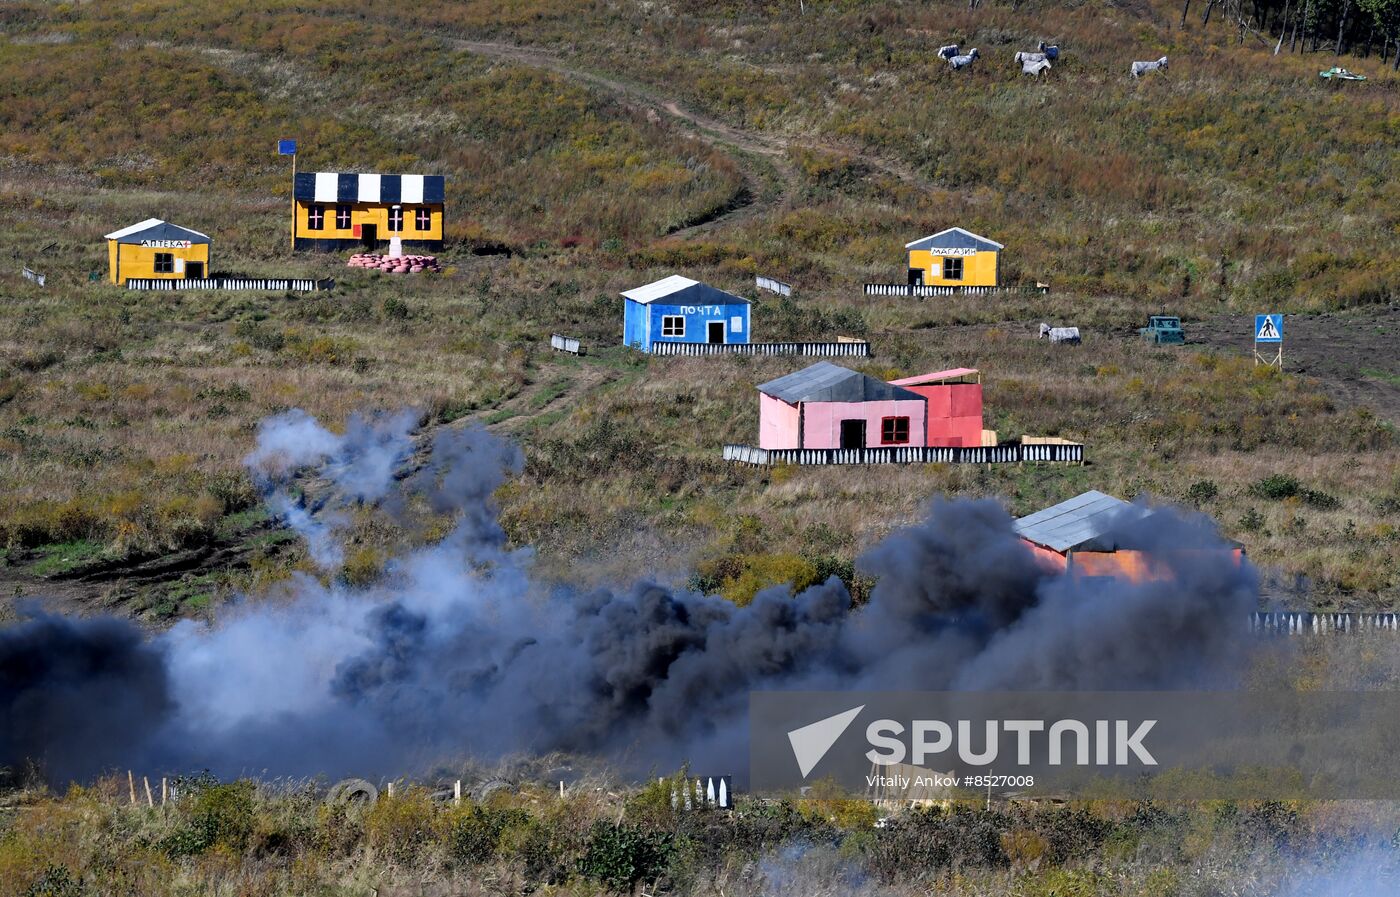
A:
<box><xmin>938</xmin><ymin>44</ymin><xmax>960</xmax><ymax>60</ymax></box>
<box><xmin>1019</xmin><ymin>55</ymin><xmax>1052</xmax><ymax>75</ymax></box>
<box><xmin>1015</xmin><ymin>50</ymin><xmax>1048</xmax><ymax>65</ymax></box>
<box><xmin>949</xmin><ymin>48</ymin><xmax>980</xmax><ymax>70</ymax></box>
<box><xmin>1040</xmin><ymin>322</ymin><xmax>1081</xmax><ymax>344</ymax></box>
<box><xmin>1131</xmin><ymin>56</ymin><xmax>1168</xmax><ymax>78</ymax></box>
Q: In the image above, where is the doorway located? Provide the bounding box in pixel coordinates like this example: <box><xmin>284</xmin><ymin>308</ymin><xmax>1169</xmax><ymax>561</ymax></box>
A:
<box><xmin>839</xmin><ymin>419</ymin><xmax>866</xmax><ymax>450</ymax></box>
<box><xmin>185</xmin><ymin>262</ymin><xmax>204</xmax><ymax>279</ymax></box>
<box><xmin>360</xmin><ymin>223</ymin><xmax>378</xmax><ymax>250</ymax></box>
<box><xmin>907</xmin><ymin>268</ymin><xmax>924</xmax><ymax>286</ymax></box>
<box><xmin>707</xmin><ymin>321</ymin><xmax>725</xmax><ymax>344</ymax></box>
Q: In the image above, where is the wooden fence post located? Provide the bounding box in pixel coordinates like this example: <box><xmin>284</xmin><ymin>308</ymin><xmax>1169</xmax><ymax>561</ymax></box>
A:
<box><xmin>128</xmin><ymin>771</ymin><xmax>136</xmax><ymax>806</ymax></box>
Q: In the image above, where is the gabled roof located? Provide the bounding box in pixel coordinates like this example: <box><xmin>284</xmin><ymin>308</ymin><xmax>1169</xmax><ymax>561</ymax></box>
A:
<box><xmin>1013</xmin><ymin>490</ymin><xmax>1146</xmax><ymax>554</ymax></box>
<box><xmin>621</xmin><ymin>275</ymin><xmax>750</xmax><ymax>306</ymax></box>
<box><xmin>904</xmin><ymin>227</ymin><xmax>1004</xmax><ymax>252</ymax></box>
<box><xmin>890</xmin><ymin>368</ymin><xmax>980</xmax><ymax>387</ymax></box>
<box><xmin>104</xmin><ymin>218</ymin><xmax>211</xmax><ymax>244</ymax></box>
<box><xmin>293</xmin><ymin>172</ymin><xmax>445</xmax><ymax>204</ymax></box>
<box><xmin>758</xmin><ymin>361</ymin><xmax>922</xmax><ymax>404</ymax></box>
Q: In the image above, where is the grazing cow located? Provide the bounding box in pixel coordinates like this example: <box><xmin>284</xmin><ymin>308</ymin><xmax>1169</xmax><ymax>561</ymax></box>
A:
<box><xmin>938</xmin><ymin>44</ymin><xmax>960</xmax><ymax>60</ymax></box>
<box><xmin>1015</xmin><ymin>51</ymin><xmax>1048</xmax><ymax>65</ymax></box>
<box><xmin>949</xmin><ymin>48</ymin><xmax>980</xmax><ymax>70</ymax></box>
<box><xmin>1021</xmin><ymin>58</ymin><xmax>1052</xmax><ymax>75</ymax></box>
<box><xmin>1040</xmin><ymin>322</ymin><xmax>1081</xmax><ymax>344</ymax></box>
<box><xmin>1038</xmin><ymin>41</ymin><xmax>1061</xmax><ymax>60</ymax></box>
<box><xmin>1131</xmin><ymin>56</ymin><xmax>1168</xmax><ymax>78</ymax></box>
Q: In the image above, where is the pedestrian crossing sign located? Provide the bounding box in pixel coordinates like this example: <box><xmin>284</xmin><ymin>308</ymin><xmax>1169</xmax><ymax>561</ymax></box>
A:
<box><xmin>1255</xmin><ymin>314</ymin><xmax>1282</xmax><ymax>343</ymax></box>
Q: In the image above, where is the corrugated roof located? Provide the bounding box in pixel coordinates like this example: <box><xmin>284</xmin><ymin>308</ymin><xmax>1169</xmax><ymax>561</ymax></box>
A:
<box><xmin>621</xmin><ymin>275</ymin><xmax>750</xmax><ymax>306</ymax></box>
<box><xmin>904</xmin><ymin>227</ymin><xmax>1004</xmax><ymax>252</ymax></box>
<box><xmin>1013</xmin><ymin>490</ymin><xmax>1146</xmax><ymax>553</ymax></box>
<box><xmin>890</xmin><ymin>368</ymin><xmax>980</xmax><ymax>386</ymax></box>
<box><xmin>758</xmin><ymin>361</ymin><xmax>922</xmax><ymax>404</ymax></box>
<box><xmin>104</xmin><ymin>219</ymin><xmax>211</xmax><ymax>244</ymax></box>
<box><xmin>292</xmin><ymin>172</ymin><xmax>446</xmax><ymax>204</ymax></box>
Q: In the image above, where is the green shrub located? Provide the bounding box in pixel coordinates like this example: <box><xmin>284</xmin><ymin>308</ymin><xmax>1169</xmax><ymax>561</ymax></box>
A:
<box><xmin>1186</xmin><ymin>480</ymin><xmax>1219</xmax><ymax>505</ymax></box>
<box><xmin>23</xmin><ymin>865</ymin><xmax>83</xmax><ymax>897</ymax></box>
<box><xmin>447</xmin><ymin>805</ymin><xmax>529</xmax><ymax>866</ymax></box>
<box><xmin>576</xmin><ymin>821</ymin><xmax>673</xmax><ymax>892</ymax></box>
<box><xmin>160</xmin><ymin>780</ymin><xmax>256</xmax><ymax>857</ymax></box>
<box><xmin>1249</xmin><ymin>474</ymin><xmax>1301</xmax><ymax>500</ymax></box>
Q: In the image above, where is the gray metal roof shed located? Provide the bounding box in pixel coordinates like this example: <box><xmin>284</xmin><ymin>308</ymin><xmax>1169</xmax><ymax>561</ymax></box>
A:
<box><xmin>1013</xmin><ymin>490</ymin><xmax>1147</xmax><ymax>553</ymax></box>
<box><xmin>757</xmin><ymin>361</ymin><xmax>922</xmax><ymax>404</ymax></box>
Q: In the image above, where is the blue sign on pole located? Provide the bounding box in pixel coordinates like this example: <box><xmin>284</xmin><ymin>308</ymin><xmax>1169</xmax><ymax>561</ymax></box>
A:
<box><xmin>277</xmin><ymin>139</ymin><xmax>298</xmax><ymax>155</ymax></box>
<box><xmin>1255</xmin><ymin>314</ymin><xmax>1283</xmax><ymax>343</ymax></box>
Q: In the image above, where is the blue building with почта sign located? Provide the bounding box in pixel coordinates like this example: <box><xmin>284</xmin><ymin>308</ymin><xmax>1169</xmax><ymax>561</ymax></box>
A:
<box><xmin>622</xmin><ymin>275</ymin><xmax>751</xmax><ymax>352</ymax></box>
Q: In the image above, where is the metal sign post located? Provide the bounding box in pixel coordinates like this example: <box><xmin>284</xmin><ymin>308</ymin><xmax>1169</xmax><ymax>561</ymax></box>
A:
<box><xmin>279</xmin><ymin>139</ymin><xmax>298</xmax><ymax>250</ymax></box>
<box><xmin>1254</xmin><ymin>313</ymin><xmax>1283</xmax><ymax>368</ymax></box>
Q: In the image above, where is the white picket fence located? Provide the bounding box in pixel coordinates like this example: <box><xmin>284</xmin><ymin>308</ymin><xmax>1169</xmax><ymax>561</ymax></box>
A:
<box><xmin>863</xmin><ymin>283</ymin><xmax>1050</xmax><ymax>298</ymax></box>
<box><xmin>550</xmin><ymin>334</ymin><xmax>583</xmax><ymax>355</ymax></box>
<box><xmin>1249</xmin><ymin>612</ymin><xmax>1400</xmax><ymax>634</ymax></box>
<box><xmin>650</xmin><ymin>341</ymin><xmax>870</xmax><ymax>358</ymax></box>
<box><xmin>126</xmin><ymin>277</ymin><xmax>333</xmax><ymax>292</ymax></box>
<box><xmin>723</xmin><ymin>442</ymin><xmax>1084</xmax><ymax>466</ymax></box>
<box><xmin>755</xmin><ymin>275</ymin><xmax>793</xmax><ymax>297</ymax></box>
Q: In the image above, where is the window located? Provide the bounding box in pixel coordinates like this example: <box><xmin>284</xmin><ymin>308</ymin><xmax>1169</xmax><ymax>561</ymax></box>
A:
<box><xmin>307</xmin><ymin>205</ymin><xmax>325</xmax><ymax>231</ymax></box>
<box><xmin>881</xmin><ymin>416</ymin><xmax>911</xmax><ymax>445</ymax></box>
<box><xmin>153</xmin><ymin>253</ymin><xmax>174</xmax><ymax>273</ymax></box>
<box><xmin>336</xmin><ymin>205</ymin><xmax>352</xmax><ymax>229</ymax></box>
<box><xmin>730</xmin><ymin>316</ymin><xmax>743</xmax><ymax>333</ymax></box>
<box><xmin>388</xmin><ymin>206</ymin><xmax>404</xmax><ymax>232</ymax></box>
<box><xmin>661</xmin><ymin>315</ymin><xmax>685</xmax><ymax>338</ymax></box>
<box><xmin>941</xmin><ymin>256</ymin><xmax>964</xmax><ymax>281</ymax></box>
<box><xmin>415</xmin><ymin>207</ymin><xmax>432</xmax><ymax>231</ymax></box>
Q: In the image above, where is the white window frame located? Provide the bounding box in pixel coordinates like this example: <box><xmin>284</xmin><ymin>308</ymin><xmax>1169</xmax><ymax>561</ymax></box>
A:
<box><xmin>388</xmin><ymin>206</ymin><xmax>404</xmax><ymax>233</ymax></box>
<box><xmin>730</xmin><ymin>316</ymin><xmax>744</xmax><ymax>333</ymax></box>
<box><xmin>661</xmin><ymin>315</ymin><xmax>685</xmax><ymax>338</ymax></box>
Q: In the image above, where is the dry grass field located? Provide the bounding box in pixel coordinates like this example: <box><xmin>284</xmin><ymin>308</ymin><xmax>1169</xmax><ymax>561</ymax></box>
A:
<box><xmin>0</xmin><ymin>0</ymin><xmax>1396</xmax><ymax>624</ymax></box>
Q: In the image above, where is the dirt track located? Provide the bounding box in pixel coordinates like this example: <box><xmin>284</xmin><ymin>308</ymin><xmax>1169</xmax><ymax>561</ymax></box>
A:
<box><xmin>1193</xmin><ymin>306</ymin><xmax>1400</xmax><ymax>423</ymax></box>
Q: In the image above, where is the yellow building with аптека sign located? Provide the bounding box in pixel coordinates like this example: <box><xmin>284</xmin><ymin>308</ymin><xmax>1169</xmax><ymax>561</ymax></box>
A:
<box><xmin>904</xmin><ymin>226</ymin><xmax>1002</xmax><ymax>288</ymax></box>
<box><xmin>105</xmin><ymin>218</ymin><xmax>211</xmax><ymax>284</ymax></box>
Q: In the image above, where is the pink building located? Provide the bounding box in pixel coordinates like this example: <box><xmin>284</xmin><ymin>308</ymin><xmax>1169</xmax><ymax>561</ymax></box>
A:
<box><xmin>758</xmin><ymin>362</ymin><xmax>928</xmax><ymax>450</ymax></box>
<box><xmin>887</xmin><ymin>368</ymin><xmax>983</xmax><ymax>447</ymax></box>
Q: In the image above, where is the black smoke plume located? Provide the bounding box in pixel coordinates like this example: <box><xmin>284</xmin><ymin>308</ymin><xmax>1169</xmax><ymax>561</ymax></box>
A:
<box><xmin>0</xmin><ymin>610</ymin><xmax>172</xmax><ymax>783</ymax></box>
<box><xmin>1</xmin><ymin>412</ymin><xmax>1258</xmax><ymax>784</ymax></box>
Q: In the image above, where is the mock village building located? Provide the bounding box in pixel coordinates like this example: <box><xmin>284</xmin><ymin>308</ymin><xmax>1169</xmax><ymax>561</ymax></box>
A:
<box><xmin>105</xmin><ymin>219</ymin><xmax>211</xmax><ymax>284</ymax></box>
<box><xmin>904</xmin><ymin>226</ymin><xmax>1003</xmax><ymax>288</ymax></box>
<box><xmin>888</xmin><ymin>368</ymin><xmax>984</xmax><ymax>447</ymax></box>
<box><xmin>758</xmin><ymin>362</ymin><xmax>928</xmax><ymax>451</ymax></box>
<box><xmin>1013</xmin><ymin>490</ymin><xmax>1244</xmax><ymax>583</ymax></box>
<box><xmin>292</xmin><ymin>172</ymin><xmax>445</xmax><ymax>251</ymax></box>
<box><xmin>622</xmin><ymin>275</ymin><xmax>751</xmax><ymax>352</ymax></box>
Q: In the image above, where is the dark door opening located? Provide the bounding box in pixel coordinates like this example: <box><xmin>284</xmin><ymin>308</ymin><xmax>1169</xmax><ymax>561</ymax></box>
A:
<box><xmin>185</xmin><ymin>262</ymin><xmax>204</xmax><ymax>279</ymax></box>
<box><xmin>360</xmin><ymin>223</ymin><xmax>378</xmax><ymax>250</ymax></box>
<box><xmin>839</xmin><ymin>419</ymin><xmax>866</xmax><ymax>450</ymax></box>
<box><xmin>907</xmin><ymin>268</ymin><xmax>924</xmax><ymax>286</ymax></box>
<box><xmin>707</xmin><ymin>321</ymin><xmax>725</xmax><ymax>344</ymax></box>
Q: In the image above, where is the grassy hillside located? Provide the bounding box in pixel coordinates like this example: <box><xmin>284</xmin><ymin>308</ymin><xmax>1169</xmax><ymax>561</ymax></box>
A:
<box><xmin>0</xmin><ymin>0</ymin><xmax>1397</xmax><ymax>622</ymax></box>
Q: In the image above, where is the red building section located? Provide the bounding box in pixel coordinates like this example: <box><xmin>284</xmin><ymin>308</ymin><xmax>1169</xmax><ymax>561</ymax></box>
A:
<box><xmin>887</xmin><ymin>368</ymin><xmax>984</xmax><ymax>448</ymax></box>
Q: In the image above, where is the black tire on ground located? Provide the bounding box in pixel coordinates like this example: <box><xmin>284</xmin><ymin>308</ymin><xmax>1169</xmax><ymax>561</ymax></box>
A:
<box><xmin>326</xmin><ymin>778</ymin><xmax>379</xmax><ymax>806</ymax></box>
